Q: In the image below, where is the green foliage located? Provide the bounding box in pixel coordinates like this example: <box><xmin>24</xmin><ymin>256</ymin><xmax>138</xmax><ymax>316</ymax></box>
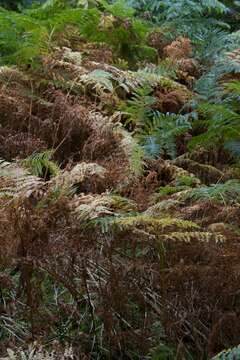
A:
<box><xmin>79</xmin><ymin>0</ymin><xmax>153</xmax><ymax>62</ymax></box>
<box><xmin>23</xmin><ymin>150</ymin><xmax>60</xmax><ymax>178</ymax></box>
<box><xmin>158</xmin><ymin>0</ymin><xmax>229</xmax><ymax>19</ymax></box>
<box><xmin>81</xmin><ymin>69</ymin><xmax>115</xmax><ymax>93</ymax></box>
<box><xmin>194</xmin><ymin>31</ymin><xmax>240</xmax><ymax>99</ymax></box>
<box><xmin>119</xmin><ymin>81</ymin><xmax>192</xmax><ymax>161</ymax></box>
<box><xmin>120</xmin><ymin>84</ymin><xmax>156</xmax><ymax>127</ymax></box>
<box><xmin>157</xmin><ymin>185</ymin><xmax>184</xmax><ymax>197</ymax></box>
<box><xmin>189</xmin><ymin>102</ymin><xmax>240</xmax><ymax>157</ymax></box>
<box><xmin>175</xmin><ymin>175</ymin><xmax>199</xmax><ymax>186</ymax></box>
<box><xmin>124</xmin><ymin>0</ymin><xmax>232</xmax><ymax>48</ymax></box>
<box><xmin>0</xmin><ymin>0</ymin><xmax>154</xmax><ymax>66</ymax></box>
<box><xmin>100</xmin><ymin>0</ymin><xmax>135</xmax><ymax>19</ymax></box>
<box><xmin>225</xmin><ymin>79</ymin><xmax>240</xmax><ymax>94</ymax></box>
<box><xmin>142</xmin><ymin>61</ymin><xmax>178</xmax><ymax>80</ymax></box>
<box><xmin>152</xmin><ymin>186</ymin><xmax>188</xmax><ymax>204</ymax></box>
<box><xmin>138</xmin><ymin>112</ymin><xmax>191</xmax><ymax>159</ymax></box>
<box><xmin>0</xmin><ymin>9</ymin><xmax>49</xmax><ymax>66</ymax></box>
<box><xmin>183</xmin><ymin>180</ymin><xmax>240</xmax><ymax>204</ymax></box>
<box><xmin>126</xmin><ymin>0</ymin><xmax>229</xmax><ymax>18</ymax></box>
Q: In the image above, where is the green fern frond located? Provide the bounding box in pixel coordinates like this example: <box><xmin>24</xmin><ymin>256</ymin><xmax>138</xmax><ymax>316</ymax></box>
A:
<box><xmin>189</xmin><ymin>102</ymin><xmax>240</xmax><ymax>156</ymax></box>
<box><xmin>23</xmin><ymin>150</ymin><xmax>60</xmax><ymax>179</ymax></box>
<box><xmin>0</xmin><ymin>8</ymin><xmax>50</xmax><ymax>66</ymax></box>
<box><xmin>80</xmin><ymin>69</ymin><xmax>114</xmax><ymax>94</ymax></box>
<box><xmin>224</xmin><ymin>79</ymin><xmax>240</xmax><ymax>94</ymax></box>
<box><xmin>140</xmin><ymin>61</ymin><xmax>178</xmax><ymax>80</ymax></box>
<box><xmin>194</xmin><ymin>33</ymin><xmax>240</xmax><ymax>99</ymax></box>
<box><xmin>182</xmin><ymin>180</ymin><xmax>240</xmax><ymax>205</ymax></box>
<box><xmin>126</xmin><ymin>0</ymin><xmax>229</xmax><ymax>18</ymax></box>
<box><xmin>120</xmin><ymin>84</ymin><xmax>155</xmax><ymax>127</ymax></box>
<box><xmin>138</xmin><ymin>112</ymin><xmax>191</xmax><ymax>159</ymax></box>
<box><xmin>100</xmin><ymin>0</ymin><xmax>135</xmax><ymax>19</ymax></box>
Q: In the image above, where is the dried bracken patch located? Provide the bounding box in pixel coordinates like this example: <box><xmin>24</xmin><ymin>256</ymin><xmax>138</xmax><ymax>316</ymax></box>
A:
<box><xmin>163</xmin><ymin>37</ymin><xmax>192</xmax><ymax>60</ymax></box>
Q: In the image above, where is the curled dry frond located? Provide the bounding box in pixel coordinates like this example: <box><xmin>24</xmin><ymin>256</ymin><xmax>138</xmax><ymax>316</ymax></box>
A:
<box><xmin>53</xmin><ymin>162</ymin><xmax>106</xmax><ymax>191</ymax></box>
<box><xmin>0</xmin><ymin>158</ymin><xmax>43</xmax><ymax>199</ymax></box>
<box><xmin>72</xmin><ymin>193</ymin><xmax>136</xmax><ymax>221</ymax></box>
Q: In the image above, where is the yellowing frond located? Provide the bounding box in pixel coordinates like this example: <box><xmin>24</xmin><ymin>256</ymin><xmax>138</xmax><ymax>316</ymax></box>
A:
<box><xmin>114</xmin><ymin>215</ymin><xmax>199</xmax><ymax>234</ymax></box>
<box><xmin>160</xmin><ymin>231</ymin><xmax>226</xmax><ymax>244</ymax></box>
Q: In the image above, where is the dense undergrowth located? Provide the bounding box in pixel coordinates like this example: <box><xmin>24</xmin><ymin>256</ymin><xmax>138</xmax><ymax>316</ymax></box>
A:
<box><xmin>1</xmin><ymin>0</ymin><xmax>240</xmax><ymax>359</ymax></box>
